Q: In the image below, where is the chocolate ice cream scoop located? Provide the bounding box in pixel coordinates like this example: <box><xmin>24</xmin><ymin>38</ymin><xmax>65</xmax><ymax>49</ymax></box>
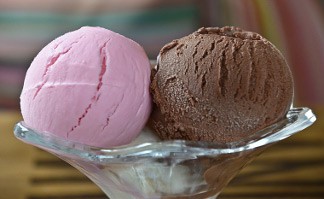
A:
<box><xmin>150</xmin><ymin>26</ymin><xmax>294</xmax><ymax>143</ymax></box>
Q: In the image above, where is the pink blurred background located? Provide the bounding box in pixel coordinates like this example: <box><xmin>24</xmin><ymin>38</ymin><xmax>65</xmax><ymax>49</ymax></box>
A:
<box><xmin>0</xmin><ymin>0</ymin><xmax>323</xmax><ymax>109</ymax></box>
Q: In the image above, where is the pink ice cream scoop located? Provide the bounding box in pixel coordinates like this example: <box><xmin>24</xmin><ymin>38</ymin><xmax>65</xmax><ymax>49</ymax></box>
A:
<box><xmin>20</xmin><ymin>26</ymin><xmax>152</xmax><ymax>147</ymax></box>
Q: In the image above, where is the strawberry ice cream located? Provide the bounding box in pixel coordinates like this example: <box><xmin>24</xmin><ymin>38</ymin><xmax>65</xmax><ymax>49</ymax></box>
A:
<box><xmin>20</xmin><ymin>26</ymin><xmax>152</xmax><ymax>147</ymax></box>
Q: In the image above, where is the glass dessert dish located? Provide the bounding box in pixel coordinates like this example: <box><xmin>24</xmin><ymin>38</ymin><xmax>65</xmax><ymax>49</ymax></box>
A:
<box><xmin>14</xmin><ymin>107</ymin><xmax>316</xmax><ymax>199</ymax></box>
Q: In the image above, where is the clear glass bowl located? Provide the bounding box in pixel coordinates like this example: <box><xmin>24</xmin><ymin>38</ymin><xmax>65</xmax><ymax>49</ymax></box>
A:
<box><xmin>14</xmin><ymin>107</ymin><xmax>316</xmax><ymax>199</ymax></box>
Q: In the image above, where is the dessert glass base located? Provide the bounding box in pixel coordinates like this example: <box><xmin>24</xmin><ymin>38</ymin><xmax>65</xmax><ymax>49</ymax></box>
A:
<box><xmin>14</xmin><ymin>107</ymin><xmax>316</xmax><ymax>199</ymax></box>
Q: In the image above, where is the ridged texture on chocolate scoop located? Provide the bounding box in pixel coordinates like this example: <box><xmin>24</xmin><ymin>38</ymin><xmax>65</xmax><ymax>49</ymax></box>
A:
<box><xmin>150</xmin><ymin>26</ymin><xmax>293</xmax><ymax>143</ymax></box>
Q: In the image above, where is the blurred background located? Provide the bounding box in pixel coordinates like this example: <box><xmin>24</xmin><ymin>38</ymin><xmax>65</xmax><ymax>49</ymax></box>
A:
<box><xmin>0</xmin><ymin>0</ymin><xmax>323</xmax><ymax>110</ymax></box>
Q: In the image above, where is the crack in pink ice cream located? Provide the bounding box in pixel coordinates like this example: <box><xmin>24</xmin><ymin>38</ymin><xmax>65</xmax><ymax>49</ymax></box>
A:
<box><xmin>102</xmin><ymin>92</ymin><xmax>125</xmax><ymax>131</ymax></box>
<box><xmin>68</xmin><ymin>40</ymin><xmax>110</xmax><ymax>136</ymax></box>
<box><xmin>33</xmin><ymin>37</ymin><xmax>83</xmax><ymax>99</ymax></box>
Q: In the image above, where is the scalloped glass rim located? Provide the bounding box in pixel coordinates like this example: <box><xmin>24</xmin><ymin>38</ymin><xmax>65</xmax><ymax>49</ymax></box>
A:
<box><xmin>14</xmin><ymin>107</ymin><xmax>315</xmax><ymax>164</ymax></box>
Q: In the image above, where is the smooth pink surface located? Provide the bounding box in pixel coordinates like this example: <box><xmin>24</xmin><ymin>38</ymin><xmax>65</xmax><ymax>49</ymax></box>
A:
<box><xmin>20</xmin><ymin>26</ymin><xmax>151</xmax><ymax>147</ymax></box>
